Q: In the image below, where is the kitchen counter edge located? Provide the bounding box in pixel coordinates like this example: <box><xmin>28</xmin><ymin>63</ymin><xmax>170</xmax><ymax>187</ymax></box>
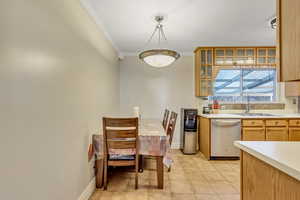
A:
<box><xmin>234</xmin><ymin>141</ymin><xmax>300</xmax><ymax>182</ymax></box>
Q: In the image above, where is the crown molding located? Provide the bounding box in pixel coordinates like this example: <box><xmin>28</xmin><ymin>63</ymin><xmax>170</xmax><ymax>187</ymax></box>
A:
<box><xmin>80</xmin><ymin>0</ymin><xmax>123</xmax><ymax>58</ymax></box>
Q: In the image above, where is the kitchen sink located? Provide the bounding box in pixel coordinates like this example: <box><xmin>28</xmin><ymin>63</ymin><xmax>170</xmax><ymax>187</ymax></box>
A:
<box><xmin>231</xmin><ymin>113</ymin><xmax>277</xmax><ymax>116</ymax></box>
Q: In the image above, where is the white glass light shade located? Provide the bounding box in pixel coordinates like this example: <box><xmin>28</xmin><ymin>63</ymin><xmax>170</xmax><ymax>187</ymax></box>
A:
<box><xmin>139</xmin><ymin>49</ymin><xmax>180</xmax><ymax>68</ymax></box>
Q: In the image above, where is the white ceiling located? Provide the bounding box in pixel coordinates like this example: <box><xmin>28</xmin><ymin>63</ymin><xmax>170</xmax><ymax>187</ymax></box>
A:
<box><xmin>81</xmin><ymin>0</ymin><xmax>276</xmax><ymax>55</ymax></box>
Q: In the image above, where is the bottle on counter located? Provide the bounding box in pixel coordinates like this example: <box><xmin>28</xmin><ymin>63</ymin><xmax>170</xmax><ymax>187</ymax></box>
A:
<box><xmin>212</xmin><ymin>99</ymin><xmax>220</xmax><ymax>114</ymax></box>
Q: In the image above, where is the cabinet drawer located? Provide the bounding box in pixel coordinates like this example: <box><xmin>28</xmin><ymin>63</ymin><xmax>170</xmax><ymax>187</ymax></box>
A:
<box><xmin>243</xmin><ymin>120</ymin><xmax>264</xmax><ymax>127</ymax></box>
<box><xmin>289</xmin><ymin>128</ymin><xmax>300</xmax><ymax>141</ymax></box>
<box><xmin>242</xmin><ymin>128</ymin><xmax>265</xmax><ymax>141</ymax></box>
<box><xmin>265</xmin><ymin>120</ymin><xmax>287</xmax><ymax>127</ymax></box>
<box><xmin>266</xmin><ymin>127</ymin><xmax>288</xmax><ymax>141</ymax></box>
<box><xmin>289</xmin><ymin>120</ymin><xmax>300</xmax><ymax>127</ymax></box>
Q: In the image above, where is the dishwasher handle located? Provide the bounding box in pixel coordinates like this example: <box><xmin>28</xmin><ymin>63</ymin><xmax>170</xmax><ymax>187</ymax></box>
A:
<box><xmin>212</xmin><ymin>119</ymin><xmax>241</xmax><ymax>127</ymax></box>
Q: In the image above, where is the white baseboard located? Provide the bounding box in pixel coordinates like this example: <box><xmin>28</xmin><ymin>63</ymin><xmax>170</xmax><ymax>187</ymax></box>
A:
<box><xmin>78</xmin><ymin>178</ymin><xmax>96</xmax><ymax>200</ymax></box>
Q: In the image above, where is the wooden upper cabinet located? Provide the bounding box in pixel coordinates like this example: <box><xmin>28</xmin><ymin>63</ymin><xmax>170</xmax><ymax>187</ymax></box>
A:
<box><xmin>277</xmin><ymin>0</ymin><xmax>300</xmax><ymax>81</ymax></box>
<box><xmin>215</xmin><ymin>48</ymin><xmax>234</xmax><ymax>65</ymax></box>
<box><xmin>257</xmin><ymin>48</ymin><xmax>276</xmax><ymax>65</ymax></box>
<box><xmin>195</xmin><ymin>48</ymin><xmax>213</xmax><ymax>97</ymax></box>
<box><xmin>194</xmin><ymin>46</ymin><xmax>276</xmax><ymax>97</ymax></box>
<box><xmin>235</xmin><ymin>48</ymin><xmax>256</xmax><ymax>65</ymax></box>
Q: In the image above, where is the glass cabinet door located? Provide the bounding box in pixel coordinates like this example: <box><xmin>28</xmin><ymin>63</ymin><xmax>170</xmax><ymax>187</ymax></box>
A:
<box><xmin>267</xmin><ymin>48</ymin><xmax>276</xmax><ymax>64</ymax></box>
<box><xmin>201</xmin><ymin>50</ymin><xmax>206</xmax><ymax>64</ymax></box>
<box><xmin>235</xmin><ymin>48</ymin><xmax>255</xmax><ymax>65</ymax></box>
<box><xmin>207</xmin><ymin>50</ymin><xmax>213</xmax><ymax>65</ymax></box>
<box><xmin>207</xmin><ymin>66</ymin><xmax>212</xmax><ymax>77</ymax></box>
<box><xmin>258</xmin><ymin>49</ymin><xmax>267</xmax><ymax>56</ymax></box>
<box><xmin>200</xmin><ymin>80</ymin><xmax>207</xmax><ymax>96</ymax></box>
<box><xmin>207</xmin><ymin>80</ymin><xmax>212</xmax><ymax>95</ymax></box>
<box><xmin>215</xmin><ymin>48</ymin><xmax>234</xmax><ymax>65</ymax></box>
<box><xmin>200</xmin><ymin>65</ymin><xmax>206</xmax><ymax>78</ymax></box>
<box><xmin>196</xmin><ymin>48</ymin><xmax>213</xmax><ymax>97</ymax></box>
<box><xmin>257</xmin><ymin>48</ymin><xmax>276</xmax><ymax>65</ymax></box>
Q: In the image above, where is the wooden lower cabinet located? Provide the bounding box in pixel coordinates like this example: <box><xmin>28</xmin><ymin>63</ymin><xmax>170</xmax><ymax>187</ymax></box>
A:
<box><xmin>289</xmin><ymin>128</ymin><xmax>300</xmax><ymax>141</ymax></box>
<box><xmin>242</xmin><ymin>127</ymin><xmax>265</xmax><ymax>141</ymax></box>
<box><xmin>199</xmin><ymin>117</ymin><xmax>211</xmax><ymax>159</ymax></box>
<box><xmin>241</xmin><ymin>151</ymin><xmax>300</xmax><ymax>200</ymax></box>
<box><xmin>266</xmin><ymin>127</ymin><xmax>288</xmax><ymax>141</ymax></box>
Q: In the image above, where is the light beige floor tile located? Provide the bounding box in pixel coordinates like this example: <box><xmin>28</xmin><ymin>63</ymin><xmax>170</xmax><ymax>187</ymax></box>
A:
<box><xmin>202</xmin><ymin>172</ymin><xmax>226</xmax><ymax>182</ymax></box>
<box><xmin>210</xmin><ymin>181</ymin><xmax>238</xmax><ymax>195</ymax></box>
<box><xmin>170</xmin><ymin>180</ymin><xmax>194</xmax><ymax>194</ymax></box>
<box><xmin>127</xmin><ymin>177</ymin><xmax>150</xmax><ymax>191</ymax></box>
<box><xmin>169</xmin><ymin>171</ymin><xmax>188</xmax><ymax>181</ymax></box>
<box><xmin>191</xmin><ymin>181</ymin><xmax>215</xmax><ymax>194</ymax></box>
<box><xmin>90</xmin><ymin>150</ymin><xmax>241</xmax><ymax>200</ymax></box>
<box><xmin>218</xmin><ymin>194</ymin><xmax>240</xmax><ymax>200</ymax></box>
<box><xmin>123</xmin><ymin>191</ymin><xmax>148</xmax><ymax>200</ymax></box>
<box><xmin>195</xmin><ymin>194</ymin><xmax>220</xmax><ymax>200</ymax></box>
<box><xmin>106</xmin><ymin>178</ymin><xmax>130</xmax><ymax>192</ymax></box>
<box><xmin>148</xmin><ymin>191</ymin><xmax>172</xmax><ymax>200</ymax></box>
<box><xmin>149</xmin><ymin>178</ymin><xmax>171</xmax><ymax>192</ymax></box>
<box><xmin>89</xmin><ymin>189</ymin><xmax>102</xmax><ymax>200</ymax></box>
<box><xmin>172</xmin><ymin>193</ymin><xmax>196</xmax><ymax>200</ymax></box>
<box><xmin>97</xmin><ymin>191</ymin><xmax>116</xmax><ymax>200</ymax></box>
<box><xmin>185</xmin><ymin>172</ymin><xmax>207</xmax><ymax>182</ymax></box>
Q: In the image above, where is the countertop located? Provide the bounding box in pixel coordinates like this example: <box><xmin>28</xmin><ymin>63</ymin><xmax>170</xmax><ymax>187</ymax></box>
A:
<box><xmin>234</xmin><ymin>141</ymin><xmax>300</xmax><ymax>181</ymax></box>
<box><xmin>199</xmin><ymin>113</ymin><xmax>300</xmax><ymax>119</ymax></box>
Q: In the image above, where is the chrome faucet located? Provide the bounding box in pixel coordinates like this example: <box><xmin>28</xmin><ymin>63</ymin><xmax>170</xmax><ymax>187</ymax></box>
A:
<box><xmin>245</xmin><ymin>95</ymin><xmax>250</xmax><ymax>113</ymax></box>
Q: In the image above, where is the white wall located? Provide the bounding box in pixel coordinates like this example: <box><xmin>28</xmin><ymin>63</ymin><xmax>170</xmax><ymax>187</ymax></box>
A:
<box><xmin>120</xmin><ymin>56</ymin><xmax>199</xmax><ymax>148</ymax></box>
<box><xmin>0</xmin><ymin>0</ymin><xmax>119</xmax><ymax>199</ymax></box>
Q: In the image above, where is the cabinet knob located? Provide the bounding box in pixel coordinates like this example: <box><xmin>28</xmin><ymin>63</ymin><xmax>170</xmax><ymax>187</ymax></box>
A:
<box><xmin>275</xmin><ymin>121</ymin><xmax>278</xmax><ymax>125</ymax></box>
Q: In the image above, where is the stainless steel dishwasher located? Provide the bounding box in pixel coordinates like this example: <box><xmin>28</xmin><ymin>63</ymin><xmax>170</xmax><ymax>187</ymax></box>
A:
<box><xmin>211</xmin><ymin>119</ymin><xmax>241</xmax><ymax>159</ymax></box>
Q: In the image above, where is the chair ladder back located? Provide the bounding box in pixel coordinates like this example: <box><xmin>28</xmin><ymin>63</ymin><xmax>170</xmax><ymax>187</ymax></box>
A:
<box><xmin>103</xmin><ymin>117</ymin><xmax>139</xmax><ymax>154</ymax></box>
<box><xmin>162</xmin><ymin>109</ymin><xmax>170</xmax><ymax>130</ymax></box>
<box><xmin>167</xmin><ymin>112</ymin><xmax>178</xmax><ymax>146</ymax></box>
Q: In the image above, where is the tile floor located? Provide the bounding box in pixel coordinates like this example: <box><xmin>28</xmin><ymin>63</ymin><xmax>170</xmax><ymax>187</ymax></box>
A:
<box><xmin>89</xmin><ymin>150</ymin><xmax>240</xmax><ymax>200</ymax></box>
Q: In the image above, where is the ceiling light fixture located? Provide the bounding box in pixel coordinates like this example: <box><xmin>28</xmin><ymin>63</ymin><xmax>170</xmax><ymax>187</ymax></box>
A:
<box><xmin>139</xmin><ymin>16</ymin><xmax>180</xmax><ymax>68</ymax></box>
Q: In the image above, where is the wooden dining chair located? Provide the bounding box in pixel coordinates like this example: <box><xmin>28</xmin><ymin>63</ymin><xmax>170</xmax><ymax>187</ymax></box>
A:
<box><xmin>167</xmin><ymin>111</ymin><xmax>178</xmax><ymax>146</ymax></box>
<box><xmin>162</xmin><ymin>109</ymin><xmax>170</xmax><ymax>130</ymax></box>
<box><xmin>103</xmin><ymin>117</ymin><xmax>139</xmax><ymax>190</ymax></box>
<box><xmin>166</xmin><ymin>111</ymin><xmax>178</xmax><ymax>172</ymax></box>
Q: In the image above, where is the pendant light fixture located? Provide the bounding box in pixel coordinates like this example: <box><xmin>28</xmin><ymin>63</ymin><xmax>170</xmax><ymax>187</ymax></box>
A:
<box><xmin>139</xmin><ymin>16</ymin><xmax>180</xmax><ymax>68</ymax></box>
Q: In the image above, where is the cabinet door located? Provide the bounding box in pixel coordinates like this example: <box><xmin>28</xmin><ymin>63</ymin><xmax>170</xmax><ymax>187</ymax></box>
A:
<box><xmin>257</xmin><ymin>48</ymin><xmax>276</xmax><ymax>65</ymax></box>
<box><xmin>289</xmin><ymin>128</ymin><xmax>300</xmax><ymax>141</ymax></box>
<box><xmin>200</xmin><ymin>80</ymin><xmax>207</xmax><ymax>96</ymax></box>
<box><xmin>266</xmin><ymin>127</ymin><xmax>288</xmax><ymax>141</ymax></box>
<box><xmin>278</xmin><ymin>0</ymin><xmax>300</xmax><ymax>81</ymax></box>
<box><xmin>200</xmin><ymin>117</ymin><xmax>211</xmax><ymax>159</ymax></box>
<box><xmin>242</xmin><ymin>128</ymin><xmax>265</xmax><ymax>141</ymax></box>
<box><xmin>215</xmin><ymin>48</ymin><xmax>234</xmax><ymax>65</ymax></box>
<box><xmin>235</xmin><ymin>48</ymin><xmax>255</xmax><ymax>65</ymax></box>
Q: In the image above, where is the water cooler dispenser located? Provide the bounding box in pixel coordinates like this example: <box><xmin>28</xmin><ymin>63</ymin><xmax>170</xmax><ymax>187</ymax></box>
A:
<box><xmin>181</xmin><ymin>108</ymin><xmax>198</xmax><ymax>154</ymax></box>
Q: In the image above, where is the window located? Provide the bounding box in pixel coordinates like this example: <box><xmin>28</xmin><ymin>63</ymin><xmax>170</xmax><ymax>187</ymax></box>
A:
<box><xmin>210</xmin><ymin>68</ymin><xmax>277</xmax><ymax>102</ymax></box>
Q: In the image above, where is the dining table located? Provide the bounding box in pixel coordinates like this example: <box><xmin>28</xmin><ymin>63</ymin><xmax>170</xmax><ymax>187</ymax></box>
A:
<box><xmin>92</xmin><ymin>118</ymin><xmax>172</xmax><ymax>189</ymax></box>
